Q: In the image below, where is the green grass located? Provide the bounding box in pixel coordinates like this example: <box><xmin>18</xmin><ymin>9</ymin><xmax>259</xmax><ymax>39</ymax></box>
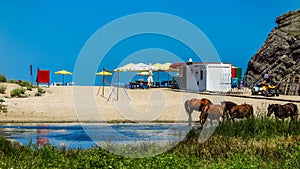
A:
<box><xmin>0</xmin><ymin>74</ymin><xmax>6</xmax><ymax>82</ymax></box>
<box><xmin>0</xmin><ymin>118</ymin><xmax>300</xmax><ymax>168</ymax></box>
<box><xmin>10</xmin><ymin>87</ymin><xmax>27</xmax><ymax>97</ymax></box>
<box><xmin>8</xmin><ymin>79</ymin><xmax>18</xmax><ymax>84</ymax></box>
<box><xmin>37</xmin><ymin>87</ymin><xmax>46</xmax><ymax>94</ymax></box>
<box><xmin>0</xmin><ymin>85</ymin><xmax>6</xmax><ymax>94</ymax></box>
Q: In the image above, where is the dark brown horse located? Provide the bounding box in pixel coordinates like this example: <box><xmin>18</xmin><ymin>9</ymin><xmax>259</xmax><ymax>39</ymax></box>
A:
<box><xmin>185</xmin><ymin>98</ymin><xmax>212</xmax><ymax>126</ymax></box>
<box><xmin>229</xmin><ymin>103</ymin><xmax>254</xmax><ymax>122</ymax></box>
<box><xmin>267</xmin><ymin>103</ymin><xmax>298</xmax><ymax>122</ymax></box>
<box><xmin>199</xmin><ymin>104</ymin><xmax>225</xmax><ymax>127</ymax></box>
<box><xmin>220</xmin><ymin>101</ymin><xmax>237</xmax><ymax>121</ymax></box>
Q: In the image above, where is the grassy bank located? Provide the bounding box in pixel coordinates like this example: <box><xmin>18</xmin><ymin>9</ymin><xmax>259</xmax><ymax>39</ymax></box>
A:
<box><xmin>1</xmin><ymin>117</ymin><xmax>300</xmax><ymax>168</ymax></box>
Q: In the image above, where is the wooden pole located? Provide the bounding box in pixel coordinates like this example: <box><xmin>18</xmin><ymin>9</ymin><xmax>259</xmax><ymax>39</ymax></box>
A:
<box><xmin>117</xmin><ymin>71</ymin><xmax>119</xmax><ymax>101</ymax></box>
<box><xmin>102</xmin><ymin>67</ymin><xmax>105</xmax><ymax>96</ymax></box>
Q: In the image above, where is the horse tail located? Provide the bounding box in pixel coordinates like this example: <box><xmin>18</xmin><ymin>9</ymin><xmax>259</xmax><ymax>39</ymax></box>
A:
<box><xmin>294</xmin><ymin>104</ymin><xmax>299</xmax><ymax>115</ymax></box>
<box><xmin>185</xmin><ymin>100</ymin><xmax>191</xmax><ymax>115</ymax></box>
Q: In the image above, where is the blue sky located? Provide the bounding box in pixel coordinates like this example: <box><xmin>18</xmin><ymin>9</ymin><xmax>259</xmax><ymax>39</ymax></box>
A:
<box><xmin>0</xmin><ymin>1</ymin><xmax>299</xmax><ymax>84</ymax></box>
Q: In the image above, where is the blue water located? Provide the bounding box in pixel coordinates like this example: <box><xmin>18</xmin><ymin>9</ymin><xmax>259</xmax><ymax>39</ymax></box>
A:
<box><xmin>0</xmin><ymin>123</ymin><xmax>190</xmax><ymax>149</ymax></box>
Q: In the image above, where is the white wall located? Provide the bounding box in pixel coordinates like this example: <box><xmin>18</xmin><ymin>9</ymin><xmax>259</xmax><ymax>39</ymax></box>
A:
<box><xmin>206</xmin><ymin>64</ymin><xmax>231</xmax><ymax>92</ymax></box>
<box><xmin>186</xmin><ymin>64</ymin><xmax>206</xmax><ymax>92</ymax></box>
<box><xmin>185</xmin><ymin>63</ymin><xmax>231</xmax><ymax>92</ymax></box>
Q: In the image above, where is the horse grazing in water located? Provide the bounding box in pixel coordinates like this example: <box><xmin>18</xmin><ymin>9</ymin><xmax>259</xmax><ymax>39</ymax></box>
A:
<box><xmin>229</xmin><ymin>103</ymin><xmax>254</xmax><ymax>122</ymax></box>
<box><xmin>267</xmin><ymin>103</ymin><xmax>298</xmax><ymax>122</ymax></box>
<box><xmin>220</xmin><ymin>101</ymin><xmax>237</xmax><ymax>121</ymax></box>
<box><xmin>185</xmin><ymin>98</ymin><xmax>212</xmax><ymax>126</ymax></box>
<box><xmin>199</xmin><ymin>104</ymin><xmax>225</xmax><ymax>127</ymax></box>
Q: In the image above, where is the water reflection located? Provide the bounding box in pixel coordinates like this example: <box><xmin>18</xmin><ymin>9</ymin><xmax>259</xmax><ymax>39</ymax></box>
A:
<box><xmin>37</xmin><ymin>124</ymin><xmax>49</xmax><ymax>147</ymax></box>
<box><xmin>0</xmin><ymin>123</ymin><xmax>190</xmax><ymax>149</ymax></box>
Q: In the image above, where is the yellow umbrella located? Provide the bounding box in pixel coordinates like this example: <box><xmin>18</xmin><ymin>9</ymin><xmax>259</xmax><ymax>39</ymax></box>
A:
<box><xmin>153</xmin><ymin>63</ymin><xmax>163</xmax><ymax>70</ymax></box>
<box><xmin>96</xmin><ymin>70</ymin><xmax>113</xmax><ymax>96</ymax></box>
<box><xmin>162</xmin><ymin>62</ymin><xmax>172</xmax><ymax>71</ymax></box>
<box><xmin>54</xmin><ymin>70</ymin><xmax>72</xmax><ymax>85</ymax></box>
<box><xmin>96</xmin><ymin>71</ymin><xmax>112</xmax><ymax>76</ymax></box>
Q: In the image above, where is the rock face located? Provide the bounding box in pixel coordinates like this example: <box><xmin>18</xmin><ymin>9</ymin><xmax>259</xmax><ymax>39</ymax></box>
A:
<box><xmin>244</xmin><ymin>10</ymin><xmax>300</xmax><ymax>88</ymax></box>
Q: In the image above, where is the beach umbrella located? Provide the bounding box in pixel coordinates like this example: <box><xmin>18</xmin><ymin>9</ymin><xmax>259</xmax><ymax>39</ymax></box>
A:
<box><xmin>153</xmin><ymin>63</ymin><xmax>163</xmax><ymax>70</ymax></box>
<box><xmin>114</xmin><ymin>63</ymin><xmax>136</xmax><ymax>72</ymax></box>
<box><xmin>96</xmin><ymin>70</ymin><xmax>113</xmax><ymax>96</ymax></box>
<box><xmin>152</xmin><ymin>62</ymin><xmax>174</xmax><ymax>84</ymax></box>
<box><xmin>162</xmin><ymin>62</ymin><xmax>172</xmax><ymax>71</ymax></box>
<box><xmin>96</xmin><ymin>71</ymin><xmax>112</xmax><ymax>86</ymax></box>
<box><xmin>54</xmin><ymin>70</ymin><xmax>72</xmax><ymax>85</ymax></box>
<box><xmin>96</xmin><ymin>71</ymin><xmax>112</xmax><ymax>76</ymax></box>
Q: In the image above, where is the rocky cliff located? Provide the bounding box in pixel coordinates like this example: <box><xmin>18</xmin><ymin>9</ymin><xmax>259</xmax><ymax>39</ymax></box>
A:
<box><xmin>244</xmin><ymin>10</ymin><xmax>300</xmax><ymax>88</ymax></box>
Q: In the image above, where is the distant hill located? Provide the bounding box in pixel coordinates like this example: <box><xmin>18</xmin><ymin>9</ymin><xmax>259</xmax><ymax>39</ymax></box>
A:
<box><xmin>244</xmin><ymin>9</ymin><xmax>300</xmax><ymax>90</ymax></box>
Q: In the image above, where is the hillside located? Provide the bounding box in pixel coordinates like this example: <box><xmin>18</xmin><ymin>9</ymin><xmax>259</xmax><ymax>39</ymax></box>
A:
<box><xmin>244</xmin><ymin>10</ymin><xmax>300</xmax><ymax>92</ymax></box>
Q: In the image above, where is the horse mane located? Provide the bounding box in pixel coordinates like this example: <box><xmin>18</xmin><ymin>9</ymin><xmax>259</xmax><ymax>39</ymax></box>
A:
<box><xmin>203</xmin><ymin>98</ymin><xmax>212</xmax><ymax>105</ymax></box>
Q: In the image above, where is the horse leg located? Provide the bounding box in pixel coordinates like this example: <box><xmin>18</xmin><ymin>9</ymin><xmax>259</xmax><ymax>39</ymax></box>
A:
<box><xmin>230</xmin><ymin>117</ymin><xmax>235</xmax><ymax>123</ymax></box>
<box><xmin>188</xmin><ymin>110</ymin><xmax>193</xmax><ymax>126</ymax></box>
<box><xmin>223</xmin><ymin>111</ymin><xmax>229</xmax><ymax>122</ymax></box>
<box><xmin>290</xmin><ymin>115</ymin><xmax>296</xmax><ymax>125</ymax></box>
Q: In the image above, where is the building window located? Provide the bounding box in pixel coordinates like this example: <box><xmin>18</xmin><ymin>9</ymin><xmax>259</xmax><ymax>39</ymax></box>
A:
<box><xmin>200</xmin><ymin>70</ymin><xmax>203</xmax><ymax>80</ymax></box>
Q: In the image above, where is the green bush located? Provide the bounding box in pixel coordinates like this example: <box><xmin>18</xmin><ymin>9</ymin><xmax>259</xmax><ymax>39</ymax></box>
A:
<box><xmin>38</xmin><ymin>87</ymin><xmax>46</xmax><ymax>93</ymax></box>
<box><xmin>0</xmin><ymin>85</ymin><xmax>6</xmax><ymax>94</ymax></box>
<box><xmin>34</xmin><ymin>92</ymin><xmax>42</xmax><ymax>97</ymax></box>
<box><xmin>19</xmin><ymin>81</ymin><xmax>33</xmax><ymax>91</ymax></box>
<box><xmin>20</xmin><ymin>81</ymin><xmax>31</xmax><ymax>87</ymax></box>
<box><xmin>10</xmin><ymin>88</ymin><xmax>26</xmax><ymax>97</ymax></box>
<box><xmin>0</xmin><ymin>99</ymin><xmax>7</xmax><ymax>113</ymax></box>
<box><xmin>0</xmin><ymin>74</ymin><xmax>6</xmax><ymax>82</ymax></box>
<box><xmin>26</xmin><ymin>85</ymin><xmax>33</xmax><ymax>91</ymax></box>
<box><xmin>8</xmin><ymin>79</ymin><xmax>18</xmax><ymax>84</ymax></box>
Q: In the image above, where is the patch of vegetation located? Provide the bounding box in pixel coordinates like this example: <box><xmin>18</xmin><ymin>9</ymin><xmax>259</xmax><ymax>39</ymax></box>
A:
<box><xmin>214</xmin><ymin>116</ymin><xmax>300</xmax><ymax>139</ymax></box>
<box><xmin>8</xmin><ymin>79</ymin><xmax>18</xmax><ymax>84</ymax></box>
<box><xmin>0</xmin><ymin>74</ymin><xmax>6</xmax><ymax>82</ymax></box>
<box><xmin>10</xmin><ymin>88</ymin><xmax>27</xmax><ymax>98</ymax></box>
<box><xmin>0</xmin><ymin>99</ymin><xmax>7</xmax><ymax>113</ymax></box>
<box><xmin>19</xmin><ymin>81</ymin><xmax>33</xmax><ymax>91</ymax></box>
<box><xmin>0</xmin><ymin>85</ymin><xmax>6</xmax><ymax>94</ymax></box>
<box><xmin>37</xmin><ymin>87</ymin><xmax>46</xmax><ymax>94</ymax></box>
<box><xmin>0</xmin><ymin>118</ymin><xmax>299</xmax><ymax>168</ymax></box>
<box><xmin>34</xmin><ymin>92</ymin><xmax>42</xmax><ymax>97</ymax></box>
<box><xmin>33</xmin><ymin>87</ymin><xmax>46</xmax><ymax>97</ymax></box>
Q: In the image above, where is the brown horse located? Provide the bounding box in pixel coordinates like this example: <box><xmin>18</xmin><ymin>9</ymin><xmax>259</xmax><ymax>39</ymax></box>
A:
<box><xmin>267</xmin><ymin>103</ymin><xmax>298</xmax><ymax>123</ymax></box>
<box><xmin>229</xmin><ymin>103</ymin><xmax>254</xmax><ymax>122</ymax></box>
<box><xmin>199</xmin><ymin>104</ymin><xmax>225</xmax><ymax>127</ymax></box>
<box><xmin>220</xmin><ymin>101</ymin><xmax>237</xmax><ymax>121</ymax></box>
<box><xmin>185</xmin><ymin>98</ymin><xmax>212</xmax><ymax>126</ymax></box>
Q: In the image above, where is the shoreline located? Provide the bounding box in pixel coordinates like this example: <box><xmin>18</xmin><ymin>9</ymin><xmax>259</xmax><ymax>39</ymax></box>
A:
<box><xmin>1</xmin><ymin>83</ymin><xmax>299</xmax><ymax>123</ymax></box>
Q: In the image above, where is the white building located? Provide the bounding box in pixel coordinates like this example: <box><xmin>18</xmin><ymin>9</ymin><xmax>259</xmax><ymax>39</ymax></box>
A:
<box><xmin>178</xmin><ymin>62</ymin><xmax>232</xmax><ymax>92</ymax></box>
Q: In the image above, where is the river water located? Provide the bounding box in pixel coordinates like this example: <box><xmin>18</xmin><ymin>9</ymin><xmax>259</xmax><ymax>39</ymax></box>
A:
<box><xmin>0</xmin><ymin>123</ymin><xmax>191</xmax><ymax>149</ymax></box>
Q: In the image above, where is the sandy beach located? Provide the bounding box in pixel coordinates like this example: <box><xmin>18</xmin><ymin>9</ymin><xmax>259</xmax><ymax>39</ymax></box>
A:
<box><xmin>0</xmin><ymin>83</ymin><xmax>299</xmax><ymax>123</ymax></box>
